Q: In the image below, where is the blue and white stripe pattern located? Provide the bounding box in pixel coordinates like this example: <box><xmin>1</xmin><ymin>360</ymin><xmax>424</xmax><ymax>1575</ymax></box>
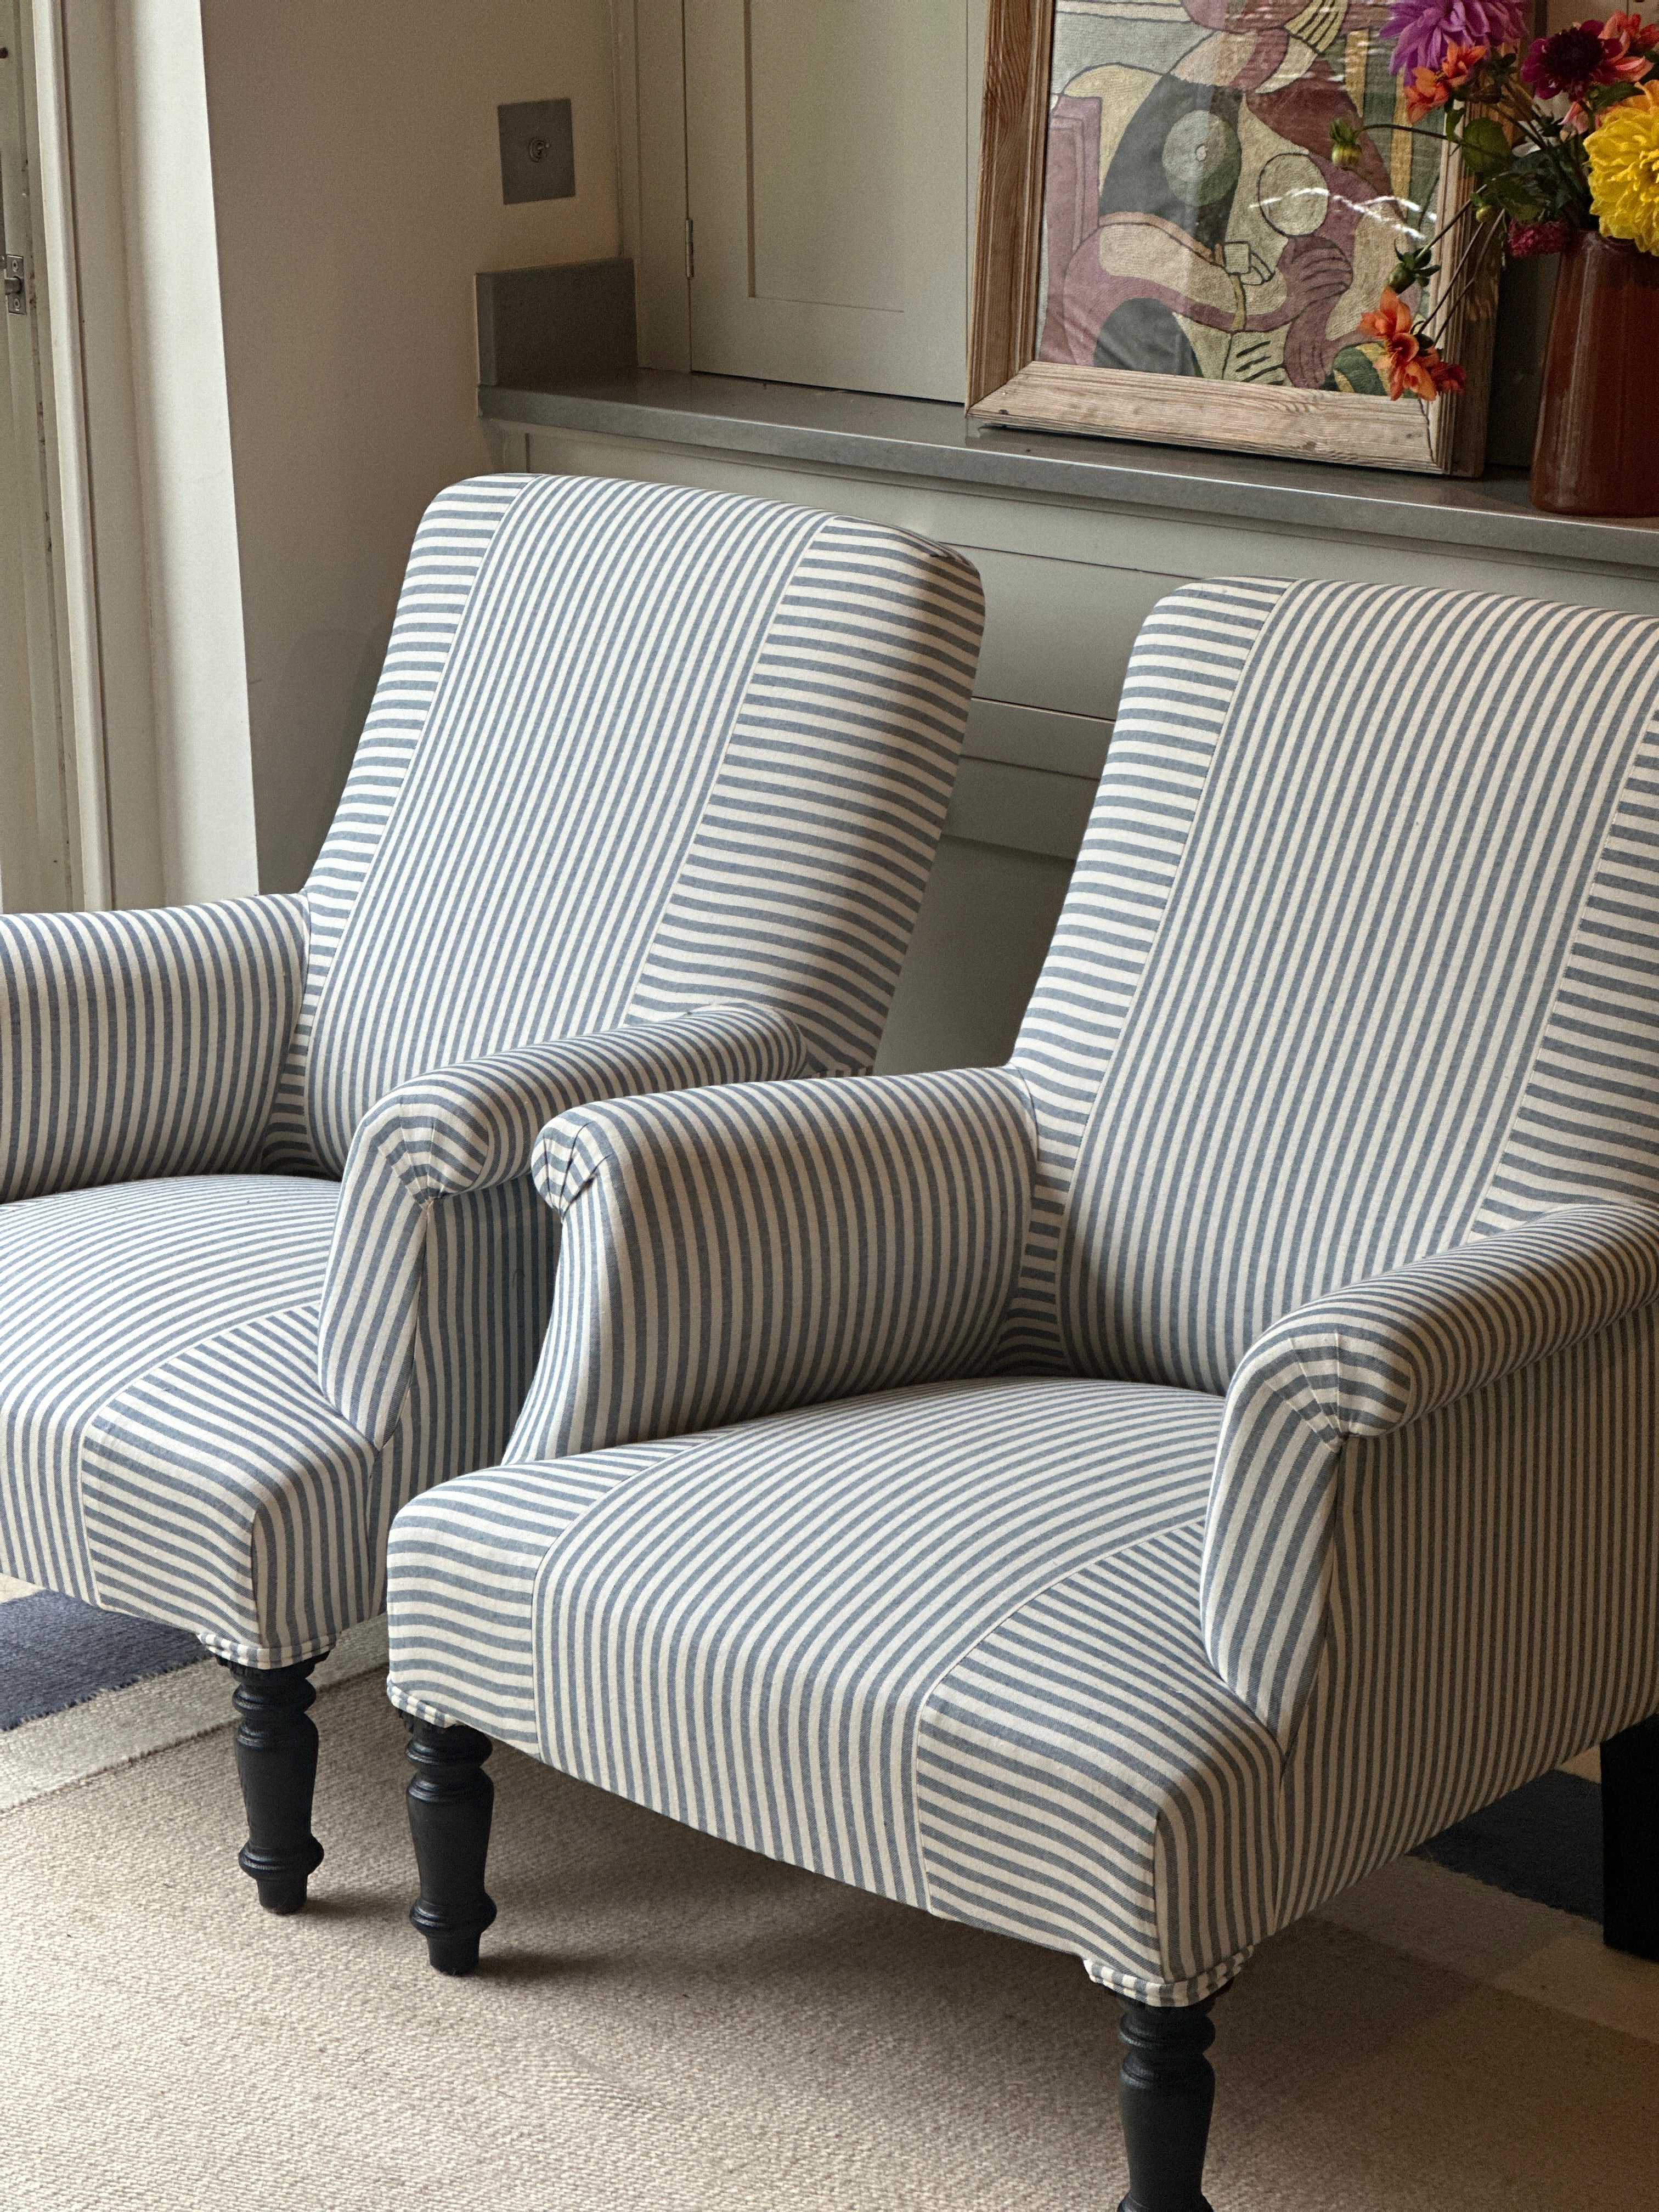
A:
<box><xmin>991</xmin><ymin>580</ymin><xmax>1284</xmax><ymax>1373</ymax></box>
<box><xmin>0</xmin><ymin>898</ymin><xmax>306</xmax><ymax>1201</ymax></box>
<box><xmin>1054</xmin><ymin>582</ymin><xmax>1659</xmax><ymax>1396</ymax></box>
<box><xmin>509</xmin><ymin>1065</ymin><xmax>1035</xmax><ymax>1459</ymax></box>
<box><xmin>627</xmin><ymin>519</ymin><xmax>984</xmax><ymax>1074</ymax></box>
<box><xmin>273</xmin><ymin>478</ymin><xmax>981</xmax><ymax>1175</ymax></box>
<box><xmin>0</xmin><ymin>473</ymin><xmax>981</xmax><ymax>1664</ymax></box>
<box><xmin>1201</xmin><ymin>1199</ymin><xmax>1659</xmax><ymax>1743</ymax></box>
<box><xmin>390</xmin><ymin>1375</ymin><xmax>1262</xmax><ymax>2003</ymax></box>
<box><xmin>319</xmin><ymin>1005</ymin><xmax>807</xmax><ymax>1446</ymax></box>
<box><xmin>387</xmin><ymin>574</ymin><xmax>1659</xmax><ymax>2005</ymax></box>
<box><xmin>0</xmin><ymin>1177</ymin><xmax>341</xmax><ymax>1609</ymax></box>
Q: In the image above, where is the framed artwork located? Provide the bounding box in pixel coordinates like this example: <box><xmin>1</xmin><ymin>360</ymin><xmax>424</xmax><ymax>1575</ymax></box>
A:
<box><xmin>969</xmin><ymin>0</ymin><xmax>1499</xmax><ymax>473</ymax></box>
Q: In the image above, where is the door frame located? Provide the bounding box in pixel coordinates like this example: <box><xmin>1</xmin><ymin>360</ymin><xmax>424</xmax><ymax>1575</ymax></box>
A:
<box><xmin>611</xmin><ymin>0</ymin><xmax>692</xmax><ymax>370</ymax></box>
<box><xmin>0</xmin><ymin>0</ymin><xmax>106</xmax><ymax>910</ymax></box>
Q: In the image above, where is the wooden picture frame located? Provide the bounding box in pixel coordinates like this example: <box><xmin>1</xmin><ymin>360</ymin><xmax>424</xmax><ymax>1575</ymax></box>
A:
<box><xmin>969</xmin><ymin>0</ymin><xmax>1497</xmax><ymax>475</ymax></box>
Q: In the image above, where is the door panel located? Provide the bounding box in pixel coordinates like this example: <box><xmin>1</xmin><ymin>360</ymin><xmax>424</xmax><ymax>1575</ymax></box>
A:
<box><xmin>685</xmin><ymin>0</ymin><xmax>971</xmax><ymax>400</ymax></box>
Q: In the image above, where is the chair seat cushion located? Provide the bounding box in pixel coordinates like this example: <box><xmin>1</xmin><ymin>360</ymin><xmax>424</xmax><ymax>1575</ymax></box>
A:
<box><xmin>387</xmin><ymin>1375</ymin><xmax>1282</xmax><ymax>2004</ymax></box>
<box><xmin>0</xmin><ymin>1175</ymin><xmax>363</xmax><ymax>1650</ymax></box>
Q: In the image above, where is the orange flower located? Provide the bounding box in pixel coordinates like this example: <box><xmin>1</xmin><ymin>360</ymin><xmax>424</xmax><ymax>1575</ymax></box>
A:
<box><xmin>1357</xmin><ymin>290</ymin><xmax>1469</xmax><ymax>401</ymax></box>
<box><xmin>1404</xmin><ymin>38</ymin><xmax>1488</xmax><ymax>121</ymax></box>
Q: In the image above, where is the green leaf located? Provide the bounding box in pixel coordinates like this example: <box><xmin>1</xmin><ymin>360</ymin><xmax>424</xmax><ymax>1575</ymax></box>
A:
<box><xmin>1482</xmin><ymin>171</ymin><xmax>1544</xmax><ymax>218</ymax></box>
<box><xmin>1457</xmin><ymin>116</ymin><xmax>1510</xmax><ymax>177</ymax></box>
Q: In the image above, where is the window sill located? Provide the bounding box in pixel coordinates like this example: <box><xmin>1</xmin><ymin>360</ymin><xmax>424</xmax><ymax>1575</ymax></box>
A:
<box><xmin>481</xmin><ymin>370</ymin><xmax>1659</xmax><ymax>577</ymax></box>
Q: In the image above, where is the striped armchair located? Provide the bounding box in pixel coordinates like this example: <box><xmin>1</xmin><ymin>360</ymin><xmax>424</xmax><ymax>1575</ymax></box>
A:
<box><xmin>384</xmin><ymin>578</ymin><xmax>1659</xmax><ymax>2211</ymax></box>
<box><xmin>0</xmin><ymin>473</ymin><xmax>983</xmax><ymax>1913</ymax></box>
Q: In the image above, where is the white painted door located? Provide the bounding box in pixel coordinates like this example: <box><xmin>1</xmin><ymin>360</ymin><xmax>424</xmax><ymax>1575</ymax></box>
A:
<box><xmin>0</xmin><ymin>14</ymin><xmax>71</xmax><ymax>914</ymax></box>
<box><xmin>683</xmin><ymin>0</ymin><xmax>974</xmax><ymax>402</ymax></box>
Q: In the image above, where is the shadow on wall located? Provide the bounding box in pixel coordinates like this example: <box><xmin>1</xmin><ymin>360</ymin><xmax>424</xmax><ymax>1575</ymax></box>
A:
<box><xmin>253</xmin><ymin>626</ymin><xmax>390</xmax><ymax>894</ymax></box>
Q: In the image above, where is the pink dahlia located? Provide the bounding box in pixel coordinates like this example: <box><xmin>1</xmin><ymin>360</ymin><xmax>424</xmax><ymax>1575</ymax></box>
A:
<box><xmin>1383</xmin><ymin>0</ymin><xmax>1529</xmax><ymax>78</ymax></box>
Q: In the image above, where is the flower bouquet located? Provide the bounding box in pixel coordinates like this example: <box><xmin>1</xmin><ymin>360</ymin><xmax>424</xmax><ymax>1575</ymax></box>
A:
<box><xmin>1333</xmin><ymin>1</ymin><xmax>1659</xmax><ymax>511</ymax></box>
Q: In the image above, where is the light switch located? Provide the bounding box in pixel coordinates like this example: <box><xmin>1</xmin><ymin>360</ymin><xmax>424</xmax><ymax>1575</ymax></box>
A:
<box><xmin>498</xmin><ymin>99</ymin><xmax>575</xmax><ymax>205</ymax></box>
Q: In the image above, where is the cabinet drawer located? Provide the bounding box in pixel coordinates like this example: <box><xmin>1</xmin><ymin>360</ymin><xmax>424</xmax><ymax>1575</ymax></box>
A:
<box><xmin>966</xmin><ymin>696</ymin><xmax>1111</xmax><ymax>780</ymax></box>
<box><xmin>968</xmin><ymin>550</ymin><xmax>1181</xmax><ymax>721</ymax></box>
<box><xmin>944</xmin><ymin>755</ymin><xmax>1098</xmax><ymax>861</ymax></box>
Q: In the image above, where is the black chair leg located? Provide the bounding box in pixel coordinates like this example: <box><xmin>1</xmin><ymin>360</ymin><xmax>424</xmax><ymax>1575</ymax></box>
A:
<box><xmin>1118</xmin><ymin>1995</ymin><xmax>1220</xmax><ymax>2212</ymax></box>
<box><xmin>405</xmin><ymin>1718</ymin><xmax>498</xmax><ymax>1976</ymax></box>
<box><xmin>226</xmin><ymin>1656</ymin><xmax>327</xmax><ymax>1914</ymax></box>
<box><xmin>1602</xmin><ymin>1709</ymin><xmax>1659</xmax><ymax>1961</ymax></box>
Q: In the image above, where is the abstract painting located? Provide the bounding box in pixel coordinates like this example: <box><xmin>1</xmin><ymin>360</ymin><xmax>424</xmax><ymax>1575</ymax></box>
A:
<box><xmin>969</xmin><ymin>0</ymin><xmax>1498</xmax><ymax>472</ymax></box>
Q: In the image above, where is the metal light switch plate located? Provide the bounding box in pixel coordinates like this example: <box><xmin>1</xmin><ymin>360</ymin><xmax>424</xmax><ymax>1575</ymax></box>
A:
<box><xmin>498</xmin><ymin>99</ymin><xmax>575</xmax><ymax>205</ymax></box>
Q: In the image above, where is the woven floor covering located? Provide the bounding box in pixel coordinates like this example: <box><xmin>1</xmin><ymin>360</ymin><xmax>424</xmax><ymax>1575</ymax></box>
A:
<box><xmin>4</xmin><ymin>1667</ymin><xmax>1656</xmax><ymax>2212</ymax></box>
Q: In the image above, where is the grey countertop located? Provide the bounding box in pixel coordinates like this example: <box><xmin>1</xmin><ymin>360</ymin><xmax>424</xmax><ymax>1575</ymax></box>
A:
<box><xmin>482</xmin><ymin>370</ymin><xmax>1659</xmax><ymax>574</ymax></box>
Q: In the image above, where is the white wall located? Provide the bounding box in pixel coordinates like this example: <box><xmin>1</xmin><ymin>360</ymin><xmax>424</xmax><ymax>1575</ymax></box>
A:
<box><xmin>200</xmin><ymin>0</ymin><xmax>618</xmax><ymax>892</ymax></box>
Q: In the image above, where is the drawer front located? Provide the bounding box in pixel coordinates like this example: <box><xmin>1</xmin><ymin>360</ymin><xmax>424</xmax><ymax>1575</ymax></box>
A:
<box><xmin>945</xmin><ymin>757</ymin><xmax>1097</xmax><ymax>862</ymax></box>
<box><xmin>968</xmin><ymin>549</ymin><xmax>1180</xmax><ymax>721</ymax></box>
<box><xmin>965</xmin><ymin>697</ymin><xmax>1111</xmax><ymax>781</ymax></box>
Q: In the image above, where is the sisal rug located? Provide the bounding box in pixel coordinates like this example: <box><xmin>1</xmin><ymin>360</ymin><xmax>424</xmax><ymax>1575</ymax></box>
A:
<box><xmin>3</xmin><ymin>1667</ymin><xmax>1656</xmax><ymax>2212</ymax></box>
<box><xmin>0</xmin><ymin>1573</ymin><xmax>386</xmax><ymax>1813</ymax></box>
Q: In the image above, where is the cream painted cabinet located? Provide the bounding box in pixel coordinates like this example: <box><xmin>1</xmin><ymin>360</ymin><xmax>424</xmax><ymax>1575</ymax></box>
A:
<box><xmin>639</xmin><ymin>1</ymin><xmax>983</xmax><ymax>400</ymax></box>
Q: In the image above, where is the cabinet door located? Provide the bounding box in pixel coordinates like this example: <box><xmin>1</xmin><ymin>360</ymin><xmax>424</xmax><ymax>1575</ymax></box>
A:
<box><xmin>684</xmin><ymin>0</ymin><xmax>972</xmax><ymax>401</ymax></box>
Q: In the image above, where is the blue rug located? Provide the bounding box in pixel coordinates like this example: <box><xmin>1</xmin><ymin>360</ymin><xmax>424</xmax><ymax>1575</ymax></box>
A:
<box><xmin>0</xmin><ymin>1591</ymin><xmax>204</xmax><ymax>1731</ymax></box>
<box><xmin>1414</xmin><ymin>1770</ymin><xmax>1603</xmax><ymax>1922</ymax></box>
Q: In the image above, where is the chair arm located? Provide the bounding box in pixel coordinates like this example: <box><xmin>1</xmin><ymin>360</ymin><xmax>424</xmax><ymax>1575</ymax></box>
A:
<box><xmin>1201</xmin><ymin>1201</ymin><xmax>1659</xmax><ymax>1743</ymax></box>
<box><xmin>505</xmin><ymin>1064</ymin><xmax>1036</xmax><ymax>1462</ymax></box>
<box><xmin>0</xmin><ymin>896</ymin><xmax>308</xmax><ymax>1203</ymax></box>
<box><xmin>318</xmin><ymin>1003</ymin><xmax>808</xmax><ymax>1443</ymax></box>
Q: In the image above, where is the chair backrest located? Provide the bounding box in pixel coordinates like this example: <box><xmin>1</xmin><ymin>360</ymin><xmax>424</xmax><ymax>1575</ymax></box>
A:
<box><xmin>998</xmin><ymin>576</ymin><xmax>1659</xmax><ymax>1393</ymax></box>
<box><xmin>264</xmin><ymin>474</ymin><xmax>983</xmax><ymax>1176</ymax></box>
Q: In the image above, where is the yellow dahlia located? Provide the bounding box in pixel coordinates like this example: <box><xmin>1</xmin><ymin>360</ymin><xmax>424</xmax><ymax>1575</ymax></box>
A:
<box><xmin>1589</xmin><ymin>83</ymin><xmax>1659</xmax><ymax>256</ymax></box>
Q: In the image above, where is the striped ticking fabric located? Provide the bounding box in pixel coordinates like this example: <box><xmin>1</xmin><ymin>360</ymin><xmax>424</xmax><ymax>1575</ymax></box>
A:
<box><xmin>0</xmin><ymin>898</ymin><xmax>306</xmax><ymax>1203</ymax></box>
<box><xmin>387</xmin><ymin>574</ymin><xmax>1659</xmax><ymax>2003</ymax></box>
<box><xmin>1054</xmin><ymin>582</ymin><xmax>1659</xmax><ymax>1398</ymax></box>
<box><xmin>389</xmin><ymin>1375</ymin><xmax>1255</xmax><ymax>2003</ymax></box>
<box><xmin>388</xmin><ymin>1261</ymin><xmax>1659</xmax><ymax>2004</ymax></box>
<box><xmin>0</xmin><ymin>474</ymin><xmax>981</xmax><ymax>1663</ymax></box>
<box><xmin>268</xmin><ymin>476</ymin><xmax>981</xmax><ymax>1175</ymax></box>
<box><xmin>1202</xmin><ymin>1199</ymin><xmax>1659</xmax><ymax>1742</ymax></box>
<box><xmin>0</xmin><ymin>1177</ymin><xmax>342</xmax><ymax>1611</ymax></box>
<box><xmin>509</xmin><ymin>1065</ymin><xmax>1035</xmax><ymax>1460</ymax></box>
<box><xmin>319</xmin><ymin>1005</ymin><xmax>808</xmax><ymax>1447</ymax></box>
<box><xmin>991</xmin><ymin>579</ymin><xmax>1285</xmax><ymax>1372</ymax></box>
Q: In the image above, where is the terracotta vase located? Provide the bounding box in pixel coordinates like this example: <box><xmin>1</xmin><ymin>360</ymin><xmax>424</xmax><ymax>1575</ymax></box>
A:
<box><xmin>1530</xmin><ymin>229</ymin><xmax>1659</xmax><ymax>517</ymax></box>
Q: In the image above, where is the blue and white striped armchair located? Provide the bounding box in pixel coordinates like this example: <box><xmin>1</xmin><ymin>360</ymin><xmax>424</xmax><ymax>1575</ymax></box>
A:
<box><xmin>0</xmin><ymin>472</ymin><xmax>984</xmax><ymax>1913</ymax></box>
<box><xmin>385</xmin><ymin>577</ymin><xmax>1659</xmax><ymax>2212</ymax></box>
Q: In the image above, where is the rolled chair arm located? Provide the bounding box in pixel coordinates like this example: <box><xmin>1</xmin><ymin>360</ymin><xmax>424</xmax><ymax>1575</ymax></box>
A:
<box><xmin>318</xmin><ymin>1003</ymin><xmax>808</xmax><ymax>1444</ymax></box>
<box><xmin>506</xmin><ymin>1063</ymin><xmax>1036</xmax><ymax>1462</ymax></box>
<box><xmin>0</xmin><ymin>896</ymin><xmax>308</xmax><ymax>1203</ymax></box>
<box><xmin>1200</xmin><ymin>1201</ymin><xmax>1659</xmax><ymax>1743</ymax></box>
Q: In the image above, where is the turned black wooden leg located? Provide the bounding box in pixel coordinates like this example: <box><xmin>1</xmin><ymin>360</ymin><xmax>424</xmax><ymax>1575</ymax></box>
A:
<box><xmin>406</xmin><ymin>1718</ymin><xmax>498</xmax><ymax>1976</ymax></box>
<box><xmin>1602</xmin><ymin>1710</ymin><xmax>1659</xmax><ymax>1961</ymax></box>
<box><xmin>227</xmin><ymin>1657</ymin><xmax>327</xmax><ymax>1915</ymax></box>
<box><xmin>1118</xmin><ymin>1997</ymin><xmax>1219</xmax><ymax>2212</ymax></box>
